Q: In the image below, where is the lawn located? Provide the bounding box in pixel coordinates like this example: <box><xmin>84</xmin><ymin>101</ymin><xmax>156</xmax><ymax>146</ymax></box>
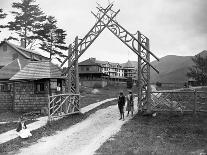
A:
<box><xmin>96</xmin><ymin>112</ymin><xmax>207</xmax><ymax>155</ymax></box>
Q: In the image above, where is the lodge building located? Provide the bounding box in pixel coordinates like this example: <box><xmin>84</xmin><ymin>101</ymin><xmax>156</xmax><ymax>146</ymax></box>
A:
<box><xmin>78</xmin><ymin>58</ymin><xmax>137</xmax><ymax>87</ymax></box>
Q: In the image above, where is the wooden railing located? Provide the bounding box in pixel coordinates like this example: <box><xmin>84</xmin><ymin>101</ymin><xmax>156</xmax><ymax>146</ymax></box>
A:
<box><xmin>150</xmin><ymin>90</ymin><xmax>207</xmax><ymax>113</ymax></box>
<box><xmin>48</xmin><ymin>93</ymin><xmax>80</xmax><ymax>121</ymax></box>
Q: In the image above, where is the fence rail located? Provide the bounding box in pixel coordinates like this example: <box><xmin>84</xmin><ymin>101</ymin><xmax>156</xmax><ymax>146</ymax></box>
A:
<box><xmin>48</xmin><ymin>93</ymin><xmax>80</xmax><ymax>121</ymax></box>
<box><xmin>150</xmin><ymin>90</ymin><xmax>207</xmax><ymax>113</ymax></box>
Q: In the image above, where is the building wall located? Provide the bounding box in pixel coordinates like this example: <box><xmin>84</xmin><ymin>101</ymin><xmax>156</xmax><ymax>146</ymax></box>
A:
<box><xmin>14</xmin><ymin>81</ymin><xmax>49</xmax><ymax>112</ymax></box>
<box><xmin>0</xmin><ymin>84</ymin><xmax>13</xmax><ymax>111</ymax></box>
<box><xmin>79</xmin><ymin>65</ymin><xmax>101</xmax><ymax>72</ymax></box>
<box><xmin>0</xmin><ymin>43</ymin><xmax>25</xmax><ymax>67</ymax></box>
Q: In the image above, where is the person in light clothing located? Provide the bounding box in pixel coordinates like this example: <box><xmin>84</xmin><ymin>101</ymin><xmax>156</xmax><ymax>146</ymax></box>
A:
<box><xmin>126</xmin><ymin>90</ymin><xmax>134</xmax><ymax>116</ymax></box>
<box><xmin>16</xmin><ymin>116</ymin><xmax>32</xmax><ymax>139</ymax></box>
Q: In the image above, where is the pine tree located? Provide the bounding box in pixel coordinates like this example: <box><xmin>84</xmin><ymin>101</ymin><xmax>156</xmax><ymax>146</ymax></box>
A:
<box><xmin>0</xmin><ymin>9</ymin><xmax>7</xmax><ymax>33</ymax></box>
<box><xmin>7</xmin><ymin>0</ymin><xmax>46</xmax><ymax>48</ymax></box>
<box><xmin>187</xmin><ymin>55</ymin><xmax>207</xmax><ymax>86</ymax></box>
<box><xmin>36</xmin><ymin>16</ymin><xmax>68</xmax><ymax>62</ymax></box>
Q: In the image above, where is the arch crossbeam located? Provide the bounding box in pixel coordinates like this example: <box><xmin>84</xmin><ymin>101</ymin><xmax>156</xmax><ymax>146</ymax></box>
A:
<box><xmin>93</xmin><ymin>6</ymin><xmax>159</xmax><ymax>73</ymax></box>
<box><xmin>60</xmin><ymin>4</ymin><xmax>119</xmax><ymax>70</ymax></box>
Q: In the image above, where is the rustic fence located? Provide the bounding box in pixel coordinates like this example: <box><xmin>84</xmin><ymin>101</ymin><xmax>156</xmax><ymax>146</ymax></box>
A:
<box><xmin>48</xmin><ymin>93</ymin><xmax>80</xmax><ymax>121</ymax></box>
<box><xmin>150</xmin><ymin>90</ymin><xmax>207</xmax><ymax>113</ymax></box>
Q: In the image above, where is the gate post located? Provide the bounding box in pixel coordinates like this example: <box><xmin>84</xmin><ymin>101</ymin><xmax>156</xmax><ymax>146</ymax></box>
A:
<box><xmin>145</xmin><ymin>38</ymin><xmax>152</xmax><ymax>113</ymax></box>
<box><xmin>137</xmin><ymin>31</ymin><xmax>142</xmax><ymax>112</ymax></box>
<box><xmin>67</xmin><ymin>44</ymin><xmax>72</xmax><ymax>94</ymax></box>
<box><xmin>75</xmin><ymin>36</ymin><xmax>79</xmax><ymax>94</ymax></box>
<box><xmin>138</xmin><ymin>32</ymin><xmax>152</xmax><ymax>114</ymax></box>
<box><xmin>74</xmin><ymin>36</ymin><xmax>80</xmax><ymax>110</ymax></box>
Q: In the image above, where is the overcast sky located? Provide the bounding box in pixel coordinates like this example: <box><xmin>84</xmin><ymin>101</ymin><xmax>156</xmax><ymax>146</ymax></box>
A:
<box><xmin>0</xmin><ymin>0</ymin><xmax>207</xmax><ymax>63</ymax></box>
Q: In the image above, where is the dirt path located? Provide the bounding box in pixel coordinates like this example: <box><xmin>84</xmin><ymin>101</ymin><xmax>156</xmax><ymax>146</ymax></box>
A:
<box><xmin>15</xmin><ymin>98</ymin><xmax>138</xmax><ymax>155</ymax></box>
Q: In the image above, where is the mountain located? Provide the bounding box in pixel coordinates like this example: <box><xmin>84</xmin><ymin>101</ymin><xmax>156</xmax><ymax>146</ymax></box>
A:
<box><xmin>150</xmin><ymin>50</ymin><xmax>207</xmax><ymax>83</ymax></box>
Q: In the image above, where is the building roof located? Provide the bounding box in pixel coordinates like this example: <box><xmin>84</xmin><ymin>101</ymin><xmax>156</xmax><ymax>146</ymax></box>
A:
<box><xmin>10</xmin><ymin>60</ymin><xmax>63</xmax><ymax>80</ymax></box>
<box><xmin>78</xmin><ymin>58</ymin><xmax>101</xmax><ymax>67</ymax></box>
<box><xmin>0</xmin><ymin>59</ymin><xmax>29</xmax><ymax>80</ymax></box>
<box><xmin>95</xmin><ymin>60</ymin><xmax>109</xmax><ymax>65</ymax></box>
<box><xmin>79</xmin><ymin>58</ymin><xmax>124</xmax><ymax>68</ymax></box>
<box><xmin>0</xmin><ymin>40</ymin><xmax>49</xmax><ymax>60</ymax></box>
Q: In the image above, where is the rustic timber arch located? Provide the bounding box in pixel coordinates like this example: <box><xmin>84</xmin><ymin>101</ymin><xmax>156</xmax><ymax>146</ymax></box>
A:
<box><xmin>48</xmin><ymin>4</ymin><xmax>159</xmax><ymax>121</ymax></box>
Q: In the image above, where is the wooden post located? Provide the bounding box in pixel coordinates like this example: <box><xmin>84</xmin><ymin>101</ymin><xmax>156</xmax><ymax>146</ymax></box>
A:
<box><xmin>75</xmin><ymin>36</ymin><xmax>80</xmax><ymax>110</ymax></box>
<box><xmin>146</xmin><ymin>37</ymin><xmax>152</xmax><ymax>113</ymax></box>
<box><xmin>137</xmin><ymin>31</ymin><xmax>142</xmax><ymax>112</ymax></box>
<box><xmin>75</xmin><ymin>36</ymin><xmax>79</xmax><ymax>94</ymax></box>
<box><xmin>48</xmin><ymin>95</ymin><xmax>51</xmax><ymax>122</ymax></box>
<box><xmin>194</xmin><ymin>90</ymin><xmax>197</xmax><ymax>115</ymax></box>
<box><xmin>67</xmin><ymin>44</ymin><xmax>72</xmax><ymax>94</ymax></box>
<box><xmin>12</xmin><ymin>82</ymin><xmax>15</xmax><ymax>112</ymax></box>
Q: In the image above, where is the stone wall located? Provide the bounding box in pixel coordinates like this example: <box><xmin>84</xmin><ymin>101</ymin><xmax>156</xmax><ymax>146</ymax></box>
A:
<box><xmin>14</xmin><ymin>81</ymin><xmax>49</xmax><ymax>112</ymax></box>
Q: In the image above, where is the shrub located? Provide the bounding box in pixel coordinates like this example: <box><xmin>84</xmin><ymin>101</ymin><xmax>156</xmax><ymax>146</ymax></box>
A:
<box><xmin>156</xmin><ymin>81</ymin><xmax>162</xmax><ymax>87</ymax></box>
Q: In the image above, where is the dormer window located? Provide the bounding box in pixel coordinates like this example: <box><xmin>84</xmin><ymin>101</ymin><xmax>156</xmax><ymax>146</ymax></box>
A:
<box><xmin>3</xmin><ymin>44</ymin><xmax>7</xmax><ymax>52</ymax></box>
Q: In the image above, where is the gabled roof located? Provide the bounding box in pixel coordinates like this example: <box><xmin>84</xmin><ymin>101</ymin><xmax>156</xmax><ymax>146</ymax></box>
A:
<box><xmin>79</xmin><ymin>58</ymin><xmax>124</xmax><ymax>68</ymax></box>
<box><xmin>0</xmin><ymin>40</ymin><xmax>49</xmax><ymax>60</ymax></box>
<box><xmin>0</xmin><ymin>59</ymin><xmax>29</xmax><ymax>80</ymax></box>
<box><xmin>10</xmin><ymin>60</ymin><xmax>63</xmax><ymax>80</ymax></box>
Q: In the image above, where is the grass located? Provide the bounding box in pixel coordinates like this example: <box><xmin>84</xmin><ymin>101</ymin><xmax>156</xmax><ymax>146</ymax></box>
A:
<box><xmin>96</xmin><ymin>112</ymin><xmax>207</xmax><ymax>155</ymax></box>
<box><xmin>0</xmin><ymin>111</ymin><xmax>37</xmax><ymax>135</ymax></box>
<box><xmin>0</xmin><ymin>111</ymin><xmax>22</xmax><ymax>122</ymax></box>
<box><xmin>0</xmin><ymin>122</ymin><xmax>19</xmax><ymax>134</ymax></box>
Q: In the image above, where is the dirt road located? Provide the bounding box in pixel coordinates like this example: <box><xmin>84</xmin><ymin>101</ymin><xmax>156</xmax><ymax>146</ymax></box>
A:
<box><xmin>15</xmin><ymin>98</ymin><xmax>137</xmax><ymax>155</ymax></box>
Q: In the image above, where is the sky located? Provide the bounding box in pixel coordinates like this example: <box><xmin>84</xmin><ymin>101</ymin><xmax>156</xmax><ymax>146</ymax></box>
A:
<box><xmin>0</xmin><ymin>0</ymin><xmax>207</xmax><ymax>64</ymax></box>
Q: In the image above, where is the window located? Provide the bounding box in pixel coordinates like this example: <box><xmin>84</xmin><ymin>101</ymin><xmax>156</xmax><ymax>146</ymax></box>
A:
<box><xmin>0</xmin><ymin>83</ymin><xmax>12</xmax><ymax>92</ymax></box>
<box><xmin>57</xmin><ymin>79</ymin><xmax>62</xmax><ymax>92</ymax></box>
<box><xmin>86</xmin><ymin>67</ymin><xmax>89</xmax><ymax>71</ymax></box>
<box><xmin>34</xmin><ymin>82</ymin><xmax>46</xmax><ymax>93</ymax></box>
<box><xmin>3</xmin><ymin>44</ymin><xmax>7</xmax><ymax>52</ymax></box>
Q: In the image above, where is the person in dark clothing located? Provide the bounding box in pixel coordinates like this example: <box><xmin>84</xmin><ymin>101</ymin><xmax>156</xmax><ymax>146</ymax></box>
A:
<box><xmin>118</xmin><ymin>92</ymin><xmax>126</xmax><ymax>120</ymax></box>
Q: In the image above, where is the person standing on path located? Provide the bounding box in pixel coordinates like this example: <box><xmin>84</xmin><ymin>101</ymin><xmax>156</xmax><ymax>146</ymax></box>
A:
<box><xmin>117</xmin><ymin>91</ymin><xmax>125</xmax><ymax>120</ymax></box>
<box><xmin>126</xmin><ymin>90</ymin><xmax>134</xmax><ymax>116</ymax></box>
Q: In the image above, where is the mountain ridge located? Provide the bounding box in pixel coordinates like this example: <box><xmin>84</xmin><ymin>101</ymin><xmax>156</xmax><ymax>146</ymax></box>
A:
<box><xmin>150</xmin><ymin>50</ymin><xmax>207</xmax><ymax>83</ymax></box>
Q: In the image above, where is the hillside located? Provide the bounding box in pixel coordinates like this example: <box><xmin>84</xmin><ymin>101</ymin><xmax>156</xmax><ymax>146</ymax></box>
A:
<box><xmin>150</xmin><ymin>50</ymin><xmax>207</xmax><ymax>83</ymax></box>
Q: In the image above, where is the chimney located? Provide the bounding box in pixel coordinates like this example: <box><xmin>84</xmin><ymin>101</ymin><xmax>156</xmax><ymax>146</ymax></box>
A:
<box><xmin>20</xmin><ymin>38</ymin><xmax>26</xmax><ymax>48</ymax></box>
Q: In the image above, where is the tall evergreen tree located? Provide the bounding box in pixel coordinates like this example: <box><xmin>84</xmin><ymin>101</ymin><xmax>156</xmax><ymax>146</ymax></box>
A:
<box><xmin>7</xmin><ymin>0</ymin><xmax>46</xmax><ymax>48</ymax></box>
<box><xmin>36</xmin><ymin>16</ymin><xmax>68</xmax><ymax>62</ymax></box>
<box><xmin>0</xmin><ymin>9</ymin><xmax>7</xmax><ymax>33</ymax></box>
<box><xmin>187</xmin><ymin>55</ymin><xmax>207</xmax><ymax>85</ymax></box>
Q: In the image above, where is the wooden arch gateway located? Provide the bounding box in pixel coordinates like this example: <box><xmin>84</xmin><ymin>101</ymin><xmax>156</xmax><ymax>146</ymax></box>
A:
<box><xmin>48</xmin><ymin>4</ymin><xmax>159</xmax><ymax>121</ymax></box>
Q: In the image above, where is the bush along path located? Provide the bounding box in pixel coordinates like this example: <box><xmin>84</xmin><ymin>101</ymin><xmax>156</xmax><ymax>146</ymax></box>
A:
<box><xmin>12</xmin><ymin>98</ymin><xmax>138</xmax><ymax>155</ymax></box>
